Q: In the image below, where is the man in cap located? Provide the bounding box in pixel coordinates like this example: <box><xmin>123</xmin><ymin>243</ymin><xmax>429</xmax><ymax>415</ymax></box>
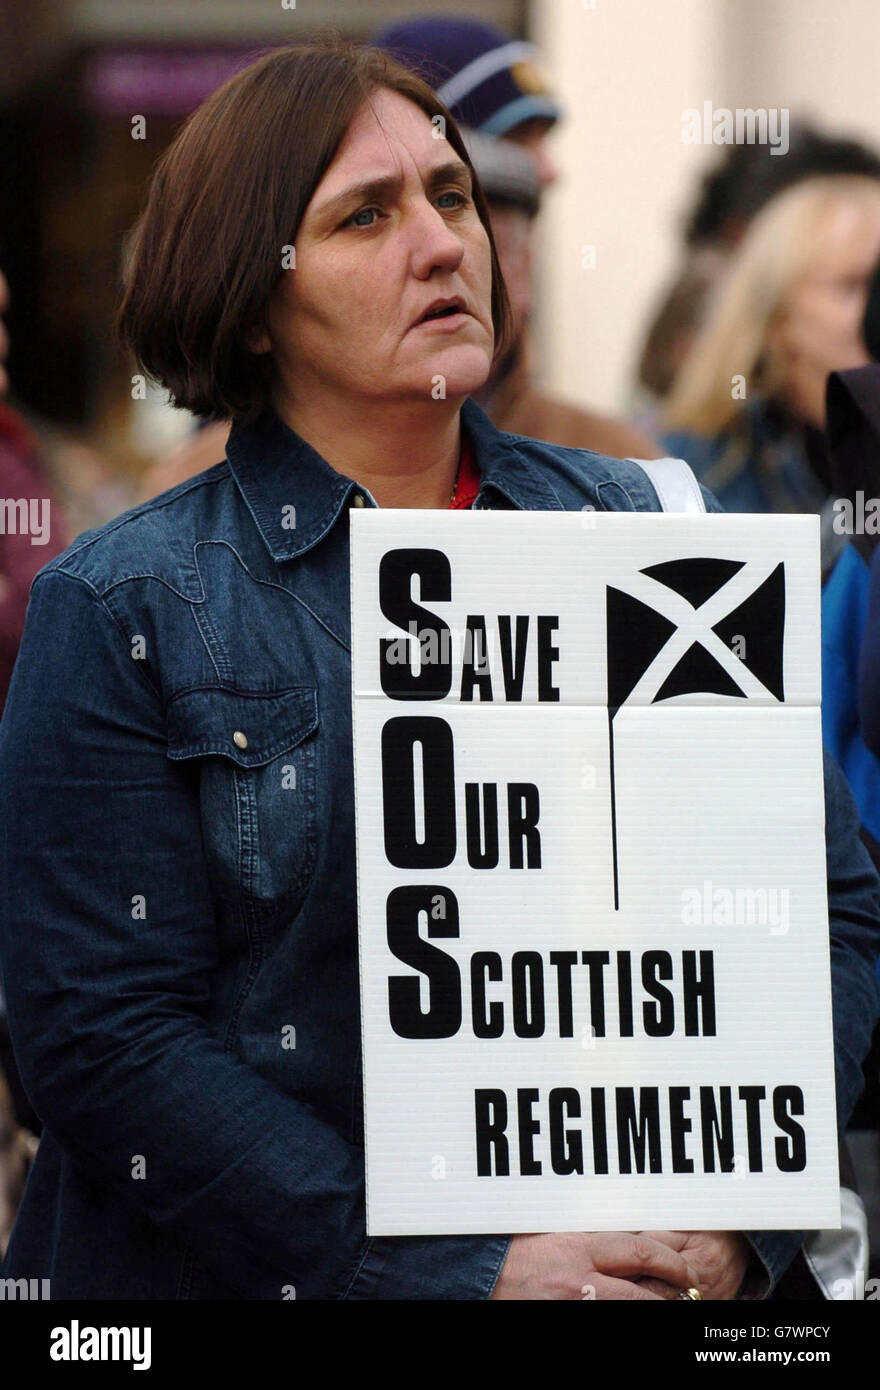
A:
<box><xmin>374</xmin><ymin>15</ymin><xmax>658</xmax><ymax>459</ymax></box>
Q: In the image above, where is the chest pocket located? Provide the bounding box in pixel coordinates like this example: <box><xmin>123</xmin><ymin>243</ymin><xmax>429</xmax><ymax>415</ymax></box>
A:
<box><xmin>166</xmin><ymin>685</ymin><xmax>319</xmax><ymax>920</ymax></box>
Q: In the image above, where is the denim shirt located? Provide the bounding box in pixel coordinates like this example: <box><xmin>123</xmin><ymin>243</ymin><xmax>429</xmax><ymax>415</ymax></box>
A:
<box><xmin>1</xmin><ymin>396</ymin><xmax>878</xmax><ymax>1300</ymax></box>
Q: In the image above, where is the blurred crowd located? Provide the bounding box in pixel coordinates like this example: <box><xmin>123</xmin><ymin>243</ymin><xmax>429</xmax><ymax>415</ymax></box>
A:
<box><xmin>2</xmin><ymin>11</ymin><xmax>880</xmax><ymax>1270</ymax></box>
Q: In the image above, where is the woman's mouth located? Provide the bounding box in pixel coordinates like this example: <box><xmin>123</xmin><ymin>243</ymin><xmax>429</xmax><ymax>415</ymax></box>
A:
<box><xmin>414</xmin><ymin>297</ymin><xmax>469</xmax><ymax>329</ymax></box>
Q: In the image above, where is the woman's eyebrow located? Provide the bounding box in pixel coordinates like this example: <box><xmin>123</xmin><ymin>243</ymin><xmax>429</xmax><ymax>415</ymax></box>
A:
<box><xmin>311</xmin><ymin>160</ymin><xmax>474</xmax><ymax>227</ymax></box>
<box><xmin>426</xmin><ymin>160</ymin><xmax>474</xmax><ymax>192</ymax></box>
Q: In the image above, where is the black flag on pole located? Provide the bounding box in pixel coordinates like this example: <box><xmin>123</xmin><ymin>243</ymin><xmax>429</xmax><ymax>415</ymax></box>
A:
<box><xmin>605</xmin><ymin>558</ymin><xmax>785</xmax><ymax>909</ymax></box>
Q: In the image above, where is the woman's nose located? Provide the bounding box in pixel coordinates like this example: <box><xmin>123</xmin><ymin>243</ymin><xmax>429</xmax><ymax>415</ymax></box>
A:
<box><xmin>407</xmin><ymin>200</ymin><xmax>465</xmax><ymax>278</ymax></box>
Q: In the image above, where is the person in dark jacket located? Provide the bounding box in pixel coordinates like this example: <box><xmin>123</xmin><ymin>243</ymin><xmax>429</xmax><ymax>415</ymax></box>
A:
<box><xmin>0</xmin><ymin>267</ymin><xmax>65</xmax><ymax>1249</ymax></box>
<box><xmin>821</xmin><ymin>264</ymin><xmax>880</xmax><ymax>857</ymax></box>
<box><xmin>819</xmin><ymin>282</ymin><xmax>880</xmax><ymax>1263</ymax></box>
<box><xmin>0</xmin><ymin>270</ymin><xmax>68</xmax><ymax>712</ymax></box>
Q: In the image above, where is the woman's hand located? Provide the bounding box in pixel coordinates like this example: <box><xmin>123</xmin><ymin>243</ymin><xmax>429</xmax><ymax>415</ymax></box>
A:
<box><xmin>634</xmin><ymin>1229</ymin><xmax>750</xmax><ymax>1300</ymax></box>
<box><xmin>490</xmin><ymin>1231</ymin><xmax>700</xmax><ymax>1300</ymax></box>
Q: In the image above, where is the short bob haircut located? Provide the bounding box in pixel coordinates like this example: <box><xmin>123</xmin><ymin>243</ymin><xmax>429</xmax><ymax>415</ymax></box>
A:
<box><xmin>118</xmin><ymin>38</ymin><xmax>515</xmax><ymax>423</ymax></box>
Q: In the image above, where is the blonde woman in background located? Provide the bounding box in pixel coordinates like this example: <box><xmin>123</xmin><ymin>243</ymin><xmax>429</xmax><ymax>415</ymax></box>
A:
<box><xmin>661</xmin><ymin>174</ymin><xmax>880</xmax><ymax>579</ymax></box>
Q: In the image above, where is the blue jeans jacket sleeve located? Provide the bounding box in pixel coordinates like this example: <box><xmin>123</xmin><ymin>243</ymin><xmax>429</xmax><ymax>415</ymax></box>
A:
<box><xmin>821</xmin><ymin>544</ymin><xmax>880</xmax><ymax>843</ymax></box>
<box><xmin>745</xmin><ymin>749</ymin><xmax>880</xmax><ymax>1295</ymax></box>
<box><xmin>859</xmin><ymin>546</ymin><xmax>880</xmax><ymax>760</ymax></box>
<box><xmin>0</xmin><ymin>570</ymin><xmax>507</xmax><ymax>1300</ymax></box>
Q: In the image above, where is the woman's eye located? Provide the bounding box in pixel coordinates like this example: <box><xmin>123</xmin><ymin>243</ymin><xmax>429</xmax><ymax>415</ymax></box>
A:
<box><xmin>346</xmin><ymin>207</ymin><xmax>381</xmax><ymax>229</ymax></box>
<box><xmin>342</xmin><ymin>192</ymin><xmax>468</xmax><ymax>229</ymax></box>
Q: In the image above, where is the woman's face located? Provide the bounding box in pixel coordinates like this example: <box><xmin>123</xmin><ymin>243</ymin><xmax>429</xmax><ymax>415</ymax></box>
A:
<box><xmin>770</xmin><ymin>198</ymin><xmax>880</xmax><ymax>427</ymax></box>
<box><xmin>264</xmin><ymin>89</ymin><xmax>496</xmax><ymax>413</ymax></box>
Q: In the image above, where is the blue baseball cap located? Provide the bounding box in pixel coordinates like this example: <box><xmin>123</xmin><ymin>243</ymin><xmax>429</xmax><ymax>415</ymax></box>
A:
<box><xmin>373</xmin><ymin>15</ymin><xmax>562</xmax><ymax>137</ymax></box>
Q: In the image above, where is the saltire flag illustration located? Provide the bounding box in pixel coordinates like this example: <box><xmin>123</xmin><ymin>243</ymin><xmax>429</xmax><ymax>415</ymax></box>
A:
<box><xmin>605</xmin><ymin>557</ymin><xmax>786</xmax><ymax>909</ymax></box>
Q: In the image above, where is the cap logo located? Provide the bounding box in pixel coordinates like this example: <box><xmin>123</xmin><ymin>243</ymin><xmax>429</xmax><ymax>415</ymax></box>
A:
<box><xmin>510</xmin><ymin>59</ymin><xmax>551</xmax><ymax>97</ymax></box>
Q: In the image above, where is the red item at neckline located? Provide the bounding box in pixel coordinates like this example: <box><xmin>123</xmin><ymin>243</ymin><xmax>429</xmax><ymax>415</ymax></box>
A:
<box><xmin>448</xmin><ymin>430</ymin><xmax>481</xmax><ymax>509</ymax></box>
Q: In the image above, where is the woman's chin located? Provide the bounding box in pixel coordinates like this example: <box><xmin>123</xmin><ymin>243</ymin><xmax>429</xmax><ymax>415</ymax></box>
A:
<box><xmin>412</xmin><ymin>342</ymin><xmax>493</xmax><ymax>400</ymax></box>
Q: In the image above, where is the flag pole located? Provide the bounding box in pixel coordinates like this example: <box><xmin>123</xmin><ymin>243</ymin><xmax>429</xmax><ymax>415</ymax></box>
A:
<box><xmin>608</xmin><ymin>706</ymin><xmax>620</xmax><ymax>911</ymax></box>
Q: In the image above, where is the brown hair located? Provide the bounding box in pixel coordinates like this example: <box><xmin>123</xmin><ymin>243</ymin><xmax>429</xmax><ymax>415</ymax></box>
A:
<box><xmin>118</xmin><ymin>38</ymin><xmax>514</xmax><ymax>423</ymax></box>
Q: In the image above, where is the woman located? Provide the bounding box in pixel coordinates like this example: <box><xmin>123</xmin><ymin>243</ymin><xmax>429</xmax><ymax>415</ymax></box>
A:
<box><xmin>661</xmin><ymin>175</ymin><xmax>880</xmax><ymax>580</ymax></box>
<box><xmin>0</xmin><ymin>41</ymin><xmax>875</xmax><ymax>1301</ymax></box>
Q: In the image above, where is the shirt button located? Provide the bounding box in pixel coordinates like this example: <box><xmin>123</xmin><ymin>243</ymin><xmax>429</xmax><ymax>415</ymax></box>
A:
<box><xmin>233</xmin><ymin>730</ymin><xmax>248</xmax><ymax>750</ymax></box>
<box><xmin>352</xmin><ymin>493</ymin><xmax>366</xmax><ymax>507</ymax></box>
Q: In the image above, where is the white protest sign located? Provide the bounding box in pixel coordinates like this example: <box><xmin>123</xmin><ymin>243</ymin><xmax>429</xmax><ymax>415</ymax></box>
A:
<box><xmin>350</xmin><ymin>510</ymin><xmax>838</xmax><ymax>1234</ymax></box>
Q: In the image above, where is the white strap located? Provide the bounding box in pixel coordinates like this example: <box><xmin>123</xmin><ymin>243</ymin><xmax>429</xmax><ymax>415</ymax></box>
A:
<box><xmin>802</xmin><ymin>1187</ymin><xmax>870</xmax><ymax>1299</ymax></box>
<box><xmin>627</xmin><ymin>456</ymin><xmax>706</xmax><ymax>513</ymax></box>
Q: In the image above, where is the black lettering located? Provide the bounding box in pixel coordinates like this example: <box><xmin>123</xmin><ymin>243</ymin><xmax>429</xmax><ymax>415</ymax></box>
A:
<box><xmin>387</xmin><ymin>885</ymin><xmax>461</xmax><ymax>1038</ymax></box>
<box><xmin>498</xmin><ymin>615</ymin><xmax>529</xmax><ymax>701</ymax></box>
<box><xmin>550</xmin><ymin>1088</ymin><xmax>584</xmax><ymax>1174</ymax></box>
<box><xmin>512</xmin><ymin>952</ymin><xmax>545</xmax><ymax>1038</ymax></box>
<box><xmin>379</xmin><ymin>549</ymin><xmax>452</xmax><ymax>699</ymax></box>
<box><xmin>460</xmin><ymin>616</ymin><xmax>493</xmax><ymax>701</ymax></box>
<box><xmin>582</xmin><ymin>951</ymin><xmax>610</xmax><ymax>1037</ymax></box>
<box><xmin>617</xmin><ymin>952</ymin><xmax>634</xmax><ymax>1036</ymax></box>
<box><xmin>739</xmin><ymin>1085</ymin><xmax>766</xmax><ymax>1172</ymax></box>
<box><xmin>537</xmin><ymin>616</ymin><xmax>560</xmax><ymax>701</ymax></box>
<box><xmin>517</xmin><ymin>1088</ymin><xmax>542</xmax><ymax>1175</ymax></box>
<box><xmin>507</xmin><ymin>783</ymin><xmax>541</xmax><ymax>868</ymax></box>
<box><xmin>700</xmin><ymin>1085</ymin><xmax>735</xmax><ymax>1172</ymax></box>
<box><xmin>465</xmin><ymin>782</ymin><xmax>499</xmax><ymax>868</ymax></box>
<box><xmin>683</xmin><ymin>950</ymin><xmax>716</xmax><ymax>1036</ymax></box>
<box><xmin>382</xmin><ymin>716</ymin><xmax>455</xmax><ymax>868</ymax></box>
<box><xmin>642</xmin><ymin>950</ymin><xmax>675</xmax><ymax>1036</ymax></box>
<box><xmin>616</xmin><ymin>1087</ymin><xmax>662</xmax><ymax>1173</ymax></box>
<box><xmin>773</xmin><ymin>1085</ymin><xmax>807</xmax><ymax>1172</ymax></box>
<box><xmin>669</xmin><ymin>1086</ymin><xmax>694</xmax><ymax>1173</ymax></box>
<box><xmin>591</xmin><ymin>1088</ymin><xmax>609</xmax><ymax>1174</ymax></box>
<box><xmin>475</xmin><ymin>1089</ymin><xmax>509</xmax><ymax>1175</ymax></box>
<box><xmin>549</xmin><ymin>951</ymin><xmax>578</xmax><ymax>1037</ymax></box>
<box><xmin>471</xmin><ymin>952</ymin><xmax>503</xmax><ymax>1038</ymax></box>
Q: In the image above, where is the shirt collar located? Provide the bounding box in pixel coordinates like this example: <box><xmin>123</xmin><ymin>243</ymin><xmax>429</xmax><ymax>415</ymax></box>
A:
<box><xmin>225</xmin><ymin>396</ymin><xmax>563</xmax><ymax>563</ymax></box>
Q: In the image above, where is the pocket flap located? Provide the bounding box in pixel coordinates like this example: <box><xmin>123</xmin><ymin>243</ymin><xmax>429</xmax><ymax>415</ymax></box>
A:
<box><xmin>166</xmin><ymin>686</ymin><xmax>318</xmax><ymax>767</ymax></box>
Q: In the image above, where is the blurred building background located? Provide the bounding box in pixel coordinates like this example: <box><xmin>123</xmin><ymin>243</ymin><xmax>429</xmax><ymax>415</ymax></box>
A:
<box><xmin>0</xmin><ymin>0</ymin><xmax>519</xmax><ymax>476</ymax></box>
<box><xmin>1</xmin><ymin>0</ymin><xmax>880</xmax><ymax>468</ymax></box>
<box><xmin>535</xmin><ymin>0</ymin><xmax>880</xmax><ymax>416</ymax></box>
